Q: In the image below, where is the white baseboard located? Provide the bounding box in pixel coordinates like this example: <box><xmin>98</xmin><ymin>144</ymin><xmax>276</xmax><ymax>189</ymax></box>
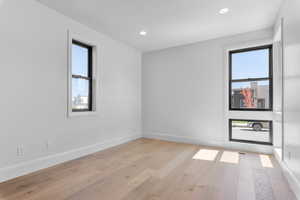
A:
<box><xmin>144</xmin><ymin>132</ymin><xmax>273</xmax><ymax>154</ymax></box>
<box><xmin>144</xmin><ymin>132</ymin><xmax>224</xmax><ymax>147</ymax></box>
<box><xmin>0</xmin><ymin>134</ymin><xmax>142</xmax><ymax>183</ymax></box>
<box><xmin>274</xmin><ymin>150</ymin><xmax>300</xmax><ymax>200</ymax></box>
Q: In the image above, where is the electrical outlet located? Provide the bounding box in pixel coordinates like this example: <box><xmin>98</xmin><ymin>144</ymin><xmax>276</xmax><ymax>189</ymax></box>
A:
<box><xmin>17</xmin><ymin>145</ymin><xmax>24</xmax><ymax>156</ymax></box>
<box><xmin>20</xmin><ymin>146</ymin><xmax>24</xmax><ymax>156</ymax></box>
<box><xmin>16</xmin><ymin>146</ymin><xmax>19</xmax><ymax>156</ymax></box>
<box><xmin>45</xmin><ymin>140</ymin><xmax>50</xmax><ymax>151</ymax></box>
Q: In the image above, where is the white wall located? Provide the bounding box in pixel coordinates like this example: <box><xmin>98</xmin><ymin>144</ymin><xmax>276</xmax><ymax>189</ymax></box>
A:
<box><xmin>277</xmin><ymin>0</ymin><xmax>300</xmax><ymax>196</ymax></box>
<box><xmin>142</xmin><ymin>28</ymin><xmax>275</xmax><ymax>153</ymax></box>
<box><xmin>0</xmin><ymin>0</ymin><xmax>141</xmax><ymax>181</ymax></box>
<box><xmin>272</xmin><ymin>23</ymin><xmax>283</xmax><ymax>150</ymax></box>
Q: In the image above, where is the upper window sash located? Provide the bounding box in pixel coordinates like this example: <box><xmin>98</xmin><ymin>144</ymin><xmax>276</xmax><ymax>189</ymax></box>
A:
<box><xmin>72</xmin><ymin>40</ymin><xmax>93</xmax><ymax>78</ymax></box>
<box><xmin>229</xmin><ymin>45</ymin><xmax>273</xmax><ymax>111</ymax></box>
<box><xmin>229</xmin><ymin>45</ymin><xmax>273</xmax><ymax>80</ymax></box>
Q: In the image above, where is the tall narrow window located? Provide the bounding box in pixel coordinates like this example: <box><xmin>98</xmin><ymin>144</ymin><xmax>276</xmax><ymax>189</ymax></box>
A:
<box><xmin>71</xmin><ymin>40</ymin><xmax>93</xmax><ymax>112</ymax></box>
<box><xmin>229</xmin><ymin>45</ymin><xmax>273</xmax><ymax>111</ymax></box>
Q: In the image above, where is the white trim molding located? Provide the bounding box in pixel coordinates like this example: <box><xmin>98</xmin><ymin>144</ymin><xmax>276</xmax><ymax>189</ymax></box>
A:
<box><xmin>274</xmin><ymin>149</ymin><xmax>300</xmax><ymax>200</ymax></box>
<box><xmin>67</xmin><ymin>30</ymin><xmax>99</xmax><ymax>117</ymax></box>
<box><xmin>144</xmin><ymin>132</ymin><xmax>273</xmax><ymax>154</ymax></box>
<box><xmin>0</xmin><ymin>134</ymin><xmax>142</xmax><ymax>183</ymax></box>
<box><xmin>144</xmin><ymin>132</ymin><xmax>224</xmax><ymax>148</ymax></box>
<box><xmin>222</xmin><ymin>39</ymin><xmax>277</xmax><ymax>150</ymax></box>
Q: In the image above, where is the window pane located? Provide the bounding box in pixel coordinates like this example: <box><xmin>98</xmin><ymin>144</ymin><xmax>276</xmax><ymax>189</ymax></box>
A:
<box><xmin>72</xmin><ymin>43</ymin><xmax>89</xmax><ymax>76</ymax></box>
<box><xmin>230</xmin><ymin>120</ymin><xmax>272</xmax><ymax>144</ymax></box>
<box><xmin>72</xmin><ymin>78</ymin><xmax>90</xmax><ymax>110</ymax></box>
<box><xmin>231</xmin><ymin>49</ymin><xmax>269</xmax><ymax>80</ymax></box>
<box><xmin>231</xmin><ymin>80</ymin><xmax>270</xmax><ymax>110</ymax></box>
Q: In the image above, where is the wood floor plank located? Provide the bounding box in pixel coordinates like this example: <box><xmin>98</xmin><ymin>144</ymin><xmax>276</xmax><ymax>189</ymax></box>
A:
<box><xmin>237</xmin><ymin>153</ymin><xmax>256</xmax><ymax>200</ymax></box>
<box><xmin>0</xmin><ymin>139</ymin><xmax>296</xmax><ymax>200</ymax></box>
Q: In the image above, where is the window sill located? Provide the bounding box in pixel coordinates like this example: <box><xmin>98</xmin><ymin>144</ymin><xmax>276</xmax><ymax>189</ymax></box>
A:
<box><xmin>229</xmin><ymin>109</ymin><xmax>273</xmax><ymax>112</ymax></box>
<box><xmin>68</xmin><ymin>111</ymin><xmax>97</xmax><ymax>118</ymax></box>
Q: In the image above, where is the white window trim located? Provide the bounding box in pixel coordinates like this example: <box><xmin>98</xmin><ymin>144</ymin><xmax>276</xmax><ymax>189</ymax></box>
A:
<box><xmin>223</xmin><ymin>39</ymin><xmax>274</xmax><ymax>118</ymax></box>
<box><xmin>67</xmin><ymin>30</ymin><xmax>98</xmax><ymax>117</ymax></box>
<box><xmin>222</xmin><ymin>39</ymin><xmax>275</xmax><ymax>146</ymax></box>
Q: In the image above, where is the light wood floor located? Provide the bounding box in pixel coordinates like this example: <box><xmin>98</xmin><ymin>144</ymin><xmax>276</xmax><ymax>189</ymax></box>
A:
<box><xmin>0</xmin><ymin>138</ymin><xmax>296</xmax><ymax>200</ymax></box>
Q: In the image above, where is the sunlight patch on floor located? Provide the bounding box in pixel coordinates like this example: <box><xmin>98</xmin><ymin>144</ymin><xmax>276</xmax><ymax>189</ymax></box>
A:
<box><xmin>260</xmin><ymin>155</ymin><xmax>273</xmax><ymax>168</ymax></box>
<box><xmin>192</xmin><ymin>149</ymin><xmax>219</xmax><ymax>161</ymax></box>
<box><xmin>220</xmin><ymin>151</ymin><xmax>239</xmax><ymax>164</ymax></box>
<box><xmin>274</xmin><ymin>148</ymin><xmax>282</xmax><ymax>160</ymax></box>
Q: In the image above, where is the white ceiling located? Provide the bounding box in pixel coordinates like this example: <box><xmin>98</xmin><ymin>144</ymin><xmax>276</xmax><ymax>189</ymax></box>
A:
<box><xmin>37</xmin><ymin>0</ymin><xmax>283</xmax><ymax>52</ymax></box>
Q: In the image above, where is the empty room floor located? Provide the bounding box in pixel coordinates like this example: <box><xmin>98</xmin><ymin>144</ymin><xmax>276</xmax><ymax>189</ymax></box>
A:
<box><xmin>0</xmin><ymin>139</ymin><xmax>296</xmax><ymax>200</ymax></box>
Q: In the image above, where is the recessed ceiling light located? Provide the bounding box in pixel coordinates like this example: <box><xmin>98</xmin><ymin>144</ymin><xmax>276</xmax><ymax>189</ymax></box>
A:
<box><xmin>139</xmin><ymin>30</ymin><xmax>147</xmax><ymax>36</ymax></box>
<box><xmin>219</xmin><ymin>8</ymin><xmax>229</xmax><ymax>14</ymax></box>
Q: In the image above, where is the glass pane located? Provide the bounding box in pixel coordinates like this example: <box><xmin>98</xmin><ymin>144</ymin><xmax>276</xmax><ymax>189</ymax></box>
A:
<box><xmin>231</xmin><ymin>49</ymin><xmax>269</xmax><ymax>80</ymax></box>
<box><xmin>72</xmin><ymin>43</ymin><xmax>89</xmax><ymax>76</ymax></box>
<box><xmin>231</xmin><ymin>120</ymin><xmax>272</xmax><ymax>144</ymax></box>
<box><xmin>231</xmin><ymin>80</ymin><xmax>270</xmax><ymax>109</ymax></box>
<box><xmin>72</xmin><ymin>78</ymin><xmax>90</xmax><ymax>110</ymax></box>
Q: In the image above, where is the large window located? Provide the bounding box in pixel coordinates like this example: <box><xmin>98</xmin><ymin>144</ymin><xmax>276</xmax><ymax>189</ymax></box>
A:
<box><xmin>71</xmin><ymin>40</ymin><xmax>93</xmax><ymax>112</ymax></box>
<box><xmin>229</xmin><ymin>45</ymin><xmax>273</xmax><ymax>111</ymax></box>
<box><xmin>229</xmin><ymin>119</ymin><xmax>273</xmax><ymax>145</ymax></box>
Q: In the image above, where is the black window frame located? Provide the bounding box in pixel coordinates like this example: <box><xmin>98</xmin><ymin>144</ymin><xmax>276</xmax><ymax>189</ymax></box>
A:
<box><xmin>229</xmin><ymin>119</ymin><xmax>273</xmax><ymax>146</ymax></box>
<box><xmin>229</xmin><ymin>45</ymin><xmax>273</xmax><ymax>111</ymax></box>
<box><xmin>71</xmin><ymin>40</ymin><xmax>93</xmax><ymax>112</ymax></box>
